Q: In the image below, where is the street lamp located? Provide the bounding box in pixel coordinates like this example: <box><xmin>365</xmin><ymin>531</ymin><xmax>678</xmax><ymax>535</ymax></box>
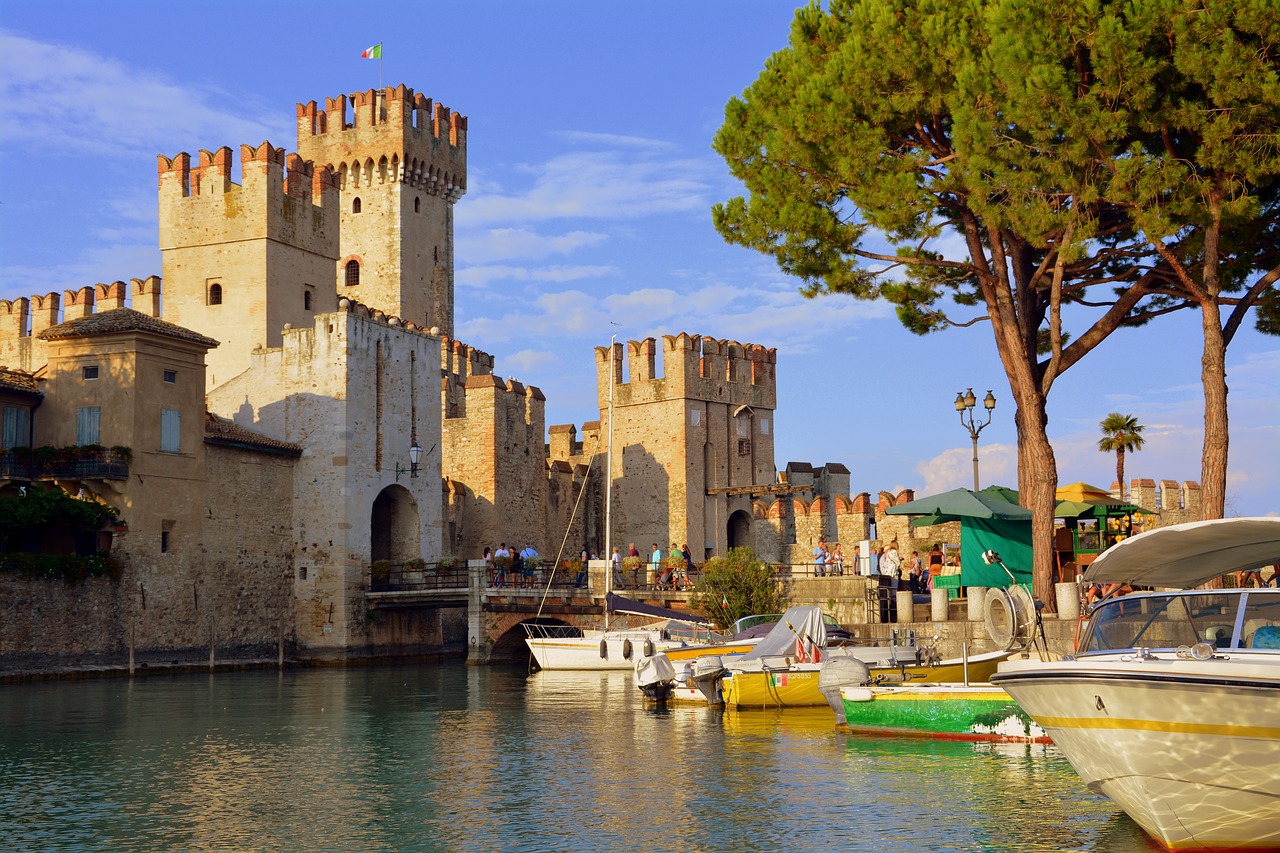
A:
<box><xmin>395</xmin><ymin>442</ymin><xmax>425</xmax><ymax>481</ymax></box>
<box><xmin>955</xmin><ymin>388</ymin><xmax>996</xmax><ymax>491</ymax></box>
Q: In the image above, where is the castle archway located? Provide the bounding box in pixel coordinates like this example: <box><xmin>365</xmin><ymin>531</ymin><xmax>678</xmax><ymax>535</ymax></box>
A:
<box><xmin>370</xmin><ymin>484</ymin><xmax>420</xmax><ymax>563</ymax></box>
<box><xmin>727</xmin><ymin>509</ymin><xmax>752</xmax><ymax>552</ymax></box>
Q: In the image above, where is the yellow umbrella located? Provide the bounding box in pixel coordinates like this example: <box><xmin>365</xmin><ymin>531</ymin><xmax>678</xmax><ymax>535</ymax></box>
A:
<box><xmin>1055</xmin><ymin>482</ymin><xmax>1116</xmax><ymax>502</ymax></box>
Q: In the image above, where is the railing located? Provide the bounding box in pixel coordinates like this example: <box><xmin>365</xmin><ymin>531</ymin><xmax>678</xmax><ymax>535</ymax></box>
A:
<box><xmin>0</xmin><ymin>449</ymin><xmax>130</xmax><ymax>481</ymax></box>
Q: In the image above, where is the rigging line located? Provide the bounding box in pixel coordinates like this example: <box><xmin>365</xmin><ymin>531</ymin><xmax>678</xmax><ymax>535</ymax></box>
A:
<box><xmin>532</xmin><ymin>427</ymin><xmax>603</xmax><ymax>620</ymax></box>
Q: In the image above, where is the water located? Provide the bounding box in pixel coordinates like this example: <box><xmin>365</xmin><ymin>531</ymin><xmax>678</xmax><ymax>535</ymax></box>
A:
<box><xmin>0</xmin><ymin>663</ymin><xmax>1157</xmax><ymax>852</ymax></box>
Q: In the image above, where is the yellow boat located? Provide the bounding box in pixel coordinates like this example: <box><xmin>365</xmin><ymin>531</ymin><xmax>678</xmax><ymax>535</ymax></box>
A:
<box><xmin>721</xmin><ymin>649</ymin><xmax>1014</xmax><ymax>709</ymax></box>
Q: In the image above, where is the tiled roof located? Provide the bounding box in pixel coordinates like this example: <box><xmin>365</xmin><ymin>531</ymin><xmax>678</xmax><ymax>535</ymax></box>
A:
<box><xmin>38</xmin><ymin>308</ymin><xmax>220</xmax><ymax>348</ymax></box>
<box><xmin>0</xmin><ymin>366</ymin><xmax>41</xmax><ymax>396</ymax></box>
<box><xmin>204</xmin><ymin>413</ymin><xmax>302</xmax><ymax>457</ymax></box>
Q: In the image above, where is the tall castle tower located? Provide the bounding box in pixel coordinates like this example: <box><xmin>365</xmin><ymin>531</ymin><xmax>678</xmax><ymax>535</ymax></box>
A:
<box><xmin>157</xmin><ymin>144</ymin><xmax>340</xmax><ymax>387</ymax></box>
<box><xmin>296</xmin><ymin>85</ymin><xmax>467</xmax><ymax>336</ymax></box>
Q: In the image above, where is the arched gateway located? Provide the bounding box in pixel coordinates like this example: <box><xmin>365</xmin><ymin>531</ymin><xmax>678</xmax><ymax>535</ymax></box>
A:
<box><xmin>370</xmin><ymin>484</ymin><xmax>420</xmax><ymax>563</ymax></box>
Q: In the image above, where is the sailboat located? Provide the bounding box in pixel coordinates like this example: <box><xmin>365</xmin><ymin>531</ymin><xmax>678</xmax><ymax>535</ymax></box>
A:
<box><xmin>522</xmin><ymin>334</ymin><xmax>719</xmax><ymax>670</ymax></box>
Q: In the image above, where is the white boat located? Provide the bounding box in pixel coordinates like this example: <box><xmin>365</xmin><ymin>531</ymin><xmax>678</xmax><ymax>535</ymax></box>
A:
<box><xmin>991</xmin><ymin>517</ymin><xmax>1280</xmax><ymax>851</ymax></box>
<box><xmin>523</xmin><ymin>593</ymin><xmax>719</xmax><ymax>671</ymax></box>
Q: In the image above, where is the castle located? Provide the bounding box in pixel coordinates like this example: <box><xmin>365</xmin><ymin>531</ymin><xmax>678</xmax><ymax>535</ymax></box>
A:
<box><xmin>0</xmin><ymin>84</ymin><xmax>1204</xmax><ymax>667</ymax></box>
<box><xmin>0</xmin><ymin>84</ymin><xmax>837</xmax><ymax>664</ymax></box>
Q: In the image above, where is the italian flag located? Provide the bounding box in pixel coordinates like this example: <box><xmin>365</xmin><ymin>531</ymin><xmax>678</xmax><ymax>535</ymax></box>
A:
<box><xmin>360</xmin><ymin>43</ymin><xmax>382</xmax><ymax>59</ymax></box>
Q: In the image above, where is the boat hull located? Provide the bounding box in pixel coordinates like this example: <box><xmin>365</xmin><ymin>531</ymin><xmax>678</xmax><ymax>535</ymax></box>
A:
<box><xmin>723</xmin><ymin>651</ymin><xmax>1011</xmax><ymax>708</ymax></box>
<box><xmin>525</xmin><ymin>630</ymin><xmax>685</xmax><ymax>671</ymax></box>
<box><xmin>993</xmin><ymin>657</ymin><xmax>1280</xmax><ymax>850</ymax></box>
<box><xmin>840</xmin><ymin>684</ymin><xmax>1049</xmax><ymax>742</ymax></box>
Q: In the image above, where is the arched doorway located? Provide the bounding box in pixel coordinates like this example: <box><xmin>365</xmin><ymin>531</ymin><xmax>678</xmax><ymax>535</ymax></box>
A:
<box><xmin>727</xmin><ymin>509</ymin><xmax>752</xmax><ymax>552</ymax></box>
<box><xmin>371</xmin><ymin>484</ymin><xmax>420</xmax><ymax>563</ymax></box>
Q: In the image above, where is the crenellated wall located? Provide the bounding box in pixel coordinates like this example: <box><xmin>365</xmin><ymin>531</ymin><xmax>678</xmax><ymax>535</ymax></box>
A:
<box><xmin>0</xmin><ymin>279</ymin><xmax>162</xmax><ymax>372</ymax></box>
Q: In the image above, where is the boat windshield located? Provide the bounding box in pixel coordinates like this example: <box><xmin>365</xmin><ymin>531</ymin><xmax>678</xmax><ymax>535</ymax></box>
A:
<box><xmin>1079</xmin><ymin>590</ymin><xmax>1280</xmax><ymax>653</ymax></box>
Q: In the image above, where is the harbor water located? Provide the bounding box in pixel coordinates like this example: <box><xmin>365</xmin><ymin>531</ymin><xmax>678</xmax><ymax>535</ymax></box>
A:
<box><xmin>0</xmin><ymin>662</ymin><xmax>1157</xmax><ymax>852</ymax></box>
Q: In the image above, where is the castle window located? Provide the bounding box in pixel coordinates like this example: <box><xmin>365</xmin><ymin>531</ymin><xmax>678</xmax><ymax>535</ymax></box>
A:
<box><xmin>208</xmin><ymin>282</ymin><xmax>223</xmax><ymax>305</ymax></box>
<box><xmin>163</xmin><ymin>369</ymin><xmax>177</xmax><ymax>384</ymax></box>
<box><xmin>414</xmin><ymin>197</ymin><xmax>421</xmax><ymax>213</ymax></box>
<box><xmin>160</xmin><ymin>408</ymin><xmax>181</xmax><ymax>453</ymax></box>
<box><xmin>345</xmin><ymin>260</ymin><xmax>360</xmax><ymax>287</ymax></box>
<box><xmin>352</xmin><ymin>197</ymin><xmax>362</xmax><ymax>214</ymax></box>
<box><xmin>82</xmin><ymin>366</ymin><xmax>99</xmax><ymax>380</ymax></box>
<box><xmin>304</xmin><ymin>289</ymin><xmax>313</xmax><ymax>310</ymax></box>
<box><xmin>160</xmin><ymin>531</ymin><xmax>170</xmax><ymax>553</ymax></box>
<box><xmin>76</xmin><ymin>406</ymin><xmax>100</xmax><ymax>445</ymax></box>
<box><xmin>738</xmin><ymin>438</ymin><xmax>752</xmax><ymax>457</ymax></box>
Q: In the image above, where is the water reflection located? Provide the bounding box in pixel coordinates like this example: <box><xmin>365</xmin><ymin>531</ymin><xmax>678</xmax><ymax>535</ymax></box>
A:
<box><xmin>0</xmin><ymin>664</ymin><xmax>1154</xmax><ymax>852</ymax></box>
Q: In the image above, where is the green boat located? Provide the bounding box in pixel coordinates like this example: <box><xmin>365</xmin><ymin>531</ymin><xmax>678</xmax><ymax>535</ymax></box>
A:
<box><xmin>839</xmin><ymin>683</ymin><xmax>1050</xmax><ymax>743</ymax></box>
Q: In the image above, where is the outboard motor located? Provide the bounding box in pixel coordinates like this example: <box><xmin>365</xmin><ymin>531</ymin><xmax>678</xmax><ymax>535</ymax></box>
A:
<box><xmin>690</xmin><ymin>655</ymin><xmax>727</xmax><ymax>706</ymax></box>
<box><xmin>635</xmin><ymin>652</ymin><xmax>677</xmax><ymax>705</ymax></box>
<box><xmin>818</xmin><ymin>657</ymin><xmax>872</xmax><ymax>725</ymax></box>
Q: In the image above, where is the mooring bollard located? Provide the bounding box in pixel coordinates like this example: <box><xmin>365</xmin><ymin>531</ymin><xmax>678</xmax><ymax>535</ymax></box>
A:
<box><xmin>1055</xmin><ymin>582</ymin><xmax>1080</xmax><ymax>620</ymax></box>
<box><xmin>967</xmin><ymin>587</ymin><xmax>987</xmax><ymax>621</ymax></box>
<box><xmin>931</xmin><ymin>588</ymin><xmax>949</xmax><ymax>621</ymax></box>
<box><xmin>896</xmin><ymin>590</ymin><xmax>914</xmax><ymax>624</ymax></box>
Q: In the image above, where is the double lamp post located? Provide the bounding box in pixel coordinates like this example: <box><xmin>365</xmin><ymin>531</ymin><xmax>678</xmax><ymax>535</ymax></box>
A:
<box><xmin>955</xmin><ymin>388</ymin><xmax>996</xmax><ymax>491</ymax></box>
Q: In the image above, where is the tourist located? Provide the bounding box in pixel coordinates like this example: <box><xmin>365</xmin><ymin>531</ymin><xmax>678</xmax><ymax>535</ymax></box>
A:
<box><xmin>576</xmin><ymin>544</ymin><xmax>589</xmax><ymax>588</ymax></box>
<box><xmin>611</xmin><ymin>546</ymin><xmax>624</xmax><ymax>588</ymax></box>
<box><xmin>907</xmin><ymin>550</ymin><xmax>923</xmax><ymax>593</ymax></box>
<box><xmin>869</xmin><ymin>546</ymin><xmax>881</xmax><ymax>576</ymax></box>
<box><xmin>628</xmin><ymin>543</ymin><xmax>641</xmax><ymax>587</ymax></box>
<box><xmin>926</xmin><ymin>540</ymin><xmax>947</xmax><ymax>581</ymax></box>
<box><xmin>813</xmin><ymin>537</ymin><xmax>828</xmax><ymax>577</ymax></box>
<box><xmin>485</xmin><ymin>545</ymin><xmax>502</xmax><ymax>588</ymax></box>
<box><xmin>671</xmin><ymin>542</ymin><xmax>688</xmax><ymax>589</ymax></box>
<box><xmin>830</xmin><ymin>542</ymin><xmax>844</xmax><ymax>576</ymax></box>
<box><xmin>650</xmin><ymin>543</ymin><xmax>663</xmax><ymax>588</ymax></box>
<box><xmin>881</xmin><ymin>540</ymin><xmax>902</xmax><ymax>589</ymax></box>
<box><xmin>680</xmin><ymin>544</ymin><xmax>694</xmax><ymax>589</ymax></box>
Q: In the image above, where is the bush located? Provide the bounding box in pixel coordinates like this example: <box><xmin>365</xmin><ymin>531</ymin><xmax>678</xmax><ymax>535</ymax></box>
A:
<box><xmin>621</xmin><ymin>555</ymin><xmax>644</xmax><ymax>572</ymax></box>
<box><xmin>690</xmin><ymin>547</ymin><xmax>789</xmax><ymax>629</ymax></box>
<box><xmin>0</xmin><ymin>551</ymin><xmax>120</xmax><ymax>583</ymax></box>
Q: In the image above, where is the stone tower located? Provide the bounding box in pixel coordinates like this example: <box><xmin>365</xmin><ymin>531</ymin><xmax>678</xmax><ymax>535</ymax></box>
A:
<box><xmin>157</xmin><ymin>144</ymin><xmax>340</xmax><ymax>387</ymax></box>
<box><xmin>594</xmin><ymin>334</ymin><xmax>777</xmax><ymax>561</ymax></box>
<box><xmin>295</xmin><ymin>85</ymin><xmax>467</xmax><ymax>337</ymax></box>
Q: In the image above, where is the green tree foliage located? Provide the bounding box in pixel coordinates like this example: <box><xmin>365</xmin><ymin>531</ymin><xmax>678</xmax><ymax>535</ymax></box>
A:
<box><xmin>0</xmin><ymin>484</ymin><xmax>117</xmax><ymax>544</ymax></box>
<box><xmin>1097</xmin><ymin>413</ymin><xmax>1146</xmax><ymax>500</ymax></box>
<box><xmin>713</xmin><ymin>0</ymin><xmax>1279</xmax><ymax>600</ymax></box>
<box><xmin>690</xmin><ymin>547</ymin><xmax>789</xmax><ymax>629</ymax></box>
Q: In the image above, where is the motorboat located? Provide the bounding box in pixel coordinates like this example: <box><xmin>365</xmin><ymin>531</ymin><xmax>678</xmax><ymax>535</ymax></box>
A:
<box><xmin>634</xmin><ymin>652</ymin><xmax>677</xmax><ymax>705</ymax></box>
<box><xmin>991</xmin><ymin>517</ymin><xmax>1280</xmax><ymax>850</ymax></box>
<box><xmin>695</xmin><ymin>606</ymin><xmax>1014</xmax><ymax>708</ymax></box>
<box><xmin>522</xmin><ymin>593</ymin><xmax>719</xmax><ymax>671</ymax></box>
<box><xmin>837</xmin><ymin>681</ymin><xmax>1049</xmax><ymax>743</ymax></box>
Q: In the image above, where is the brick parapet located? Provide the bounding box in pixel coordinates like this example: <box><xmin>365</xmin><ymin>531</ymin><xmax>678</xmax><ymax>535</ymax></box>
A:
<box><xmin>295</xmin><ymin>85</ymin><xmax>467</xmax><ymax>202</ymax></box>
<box><xmin>593</xmin><ymin>332</ymin><xmax>777</xmax><ymax>410</ymax></box>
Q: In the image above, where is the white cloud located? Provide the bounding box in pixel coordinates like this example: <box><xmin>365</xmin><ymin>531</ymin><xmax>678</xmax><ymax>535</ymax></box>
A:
<box><xmin>504</xmin><ymin>349</ymin><xmax>561</xmax><ymax>374</ymax></box>
<box><xmin>456</xmin><ymin>227</ymin><xmax>611</xmax><ymax>263</ymax></box>
<box><xmin>915</xmin><ymin>443</ymin><xmax>1019</xmax><ymax>494</ymax></box>
<box><xmin>0</xmin><ymin>30</ymin><xmax>283</xmax><ymax>155</ymax></box>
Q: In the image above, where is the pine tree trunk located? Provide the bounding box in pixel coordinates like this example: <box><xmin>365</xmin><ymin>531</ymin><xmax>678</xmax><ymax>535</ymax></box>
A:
<box><xmin>1200</xmin><ymin>304</ymin><xmax>1229</xmax><ymax>521</ymax></box>
<box><xmin>1012</xmin><ymin>392</ymin><xmax>1058</xmax><ymax>610</ymax></box>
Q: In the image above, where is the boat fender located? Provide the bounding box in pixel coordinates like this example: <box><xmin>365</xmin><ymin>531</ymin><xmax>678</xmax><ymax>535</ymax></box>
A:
<box><xmin>622</xmin><ymin>639</ymin><xmax>633</xmax><ymax>660</ymax></box>
<box><xmin>844</xmin><ymin>687</ymin><xmax>875</xmax><ymax>703</ymax></box>
<box><xmin>599</xmin><ymin>639</ymin><xmax>608</xmax><ymax>659</ymax></box>
<box><xmin>643</xmin><ymin>638</ymin><xmax>655</xmax><ymax>657</ymax></box>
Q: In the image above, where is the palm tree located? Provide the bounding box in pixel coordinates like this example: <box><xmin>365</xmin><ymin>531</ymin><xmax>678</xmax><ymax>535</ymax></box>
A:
<box><xmin>1098</xmin><ymin>414</ymin><xmax>1146</xmax><ymax>501</ymax></box>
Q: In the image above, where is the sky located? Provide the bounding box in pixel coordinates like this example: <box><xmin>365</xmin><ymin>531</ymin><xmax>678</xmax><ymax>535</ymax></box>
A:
<box><xmin>1</xmin><ymin>1</ymin><xmax>1277</xmax><ymax>517</ymax></box>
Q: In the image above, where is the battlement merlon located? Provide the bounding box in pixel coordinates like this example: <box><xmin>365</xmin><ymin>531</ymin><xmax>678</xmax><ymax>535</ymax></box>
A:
<box><xmin>440</xmin><ymin>337</ymin><xmax>495</xmax><ymax>384</ymax></box>
<box><xmin>158</xmin><ymin>144</ymin><xmax>338</xmax><ymax>205</ymax></box>
<box><xmin>296</xmin><ymin>86</ymin><xmax>468</xmax><ymax>148</ymax></box>
<box><xmin>593</xmin><ymin>332</ymin><xmax>777</xmax><ymax>408</ymax></box>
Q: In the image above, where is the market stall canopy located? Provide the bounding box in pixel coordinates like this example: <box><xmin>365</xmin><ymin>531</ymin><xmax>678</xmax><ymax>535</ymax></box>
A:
<box><xmin>885</xmin><ymin>487</ymin><xmax>1031</xmax><ymax>588</ymax></box>
<box><xmin>1054</xmin><ymin>481</ymin><xmax>1155</xmax><ymax>519</ymax></box>
<box><xmin>885</xmin><ymin>487</ymin><xmax>1032</xmax><ymax>523</ymax></box>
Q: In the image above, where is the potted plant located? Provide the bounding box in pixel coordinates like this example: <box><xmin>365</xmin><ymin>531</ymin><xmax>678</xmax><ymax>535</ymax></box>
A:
<box><xmin>403</xmin><ymin>557</ymin><xmax>427</xmax><ymax>582</ymax></box>
<box><xmin>370</xmin><ymin>559</ymin><xmax>392</xmax><ymax>586</ymax></box>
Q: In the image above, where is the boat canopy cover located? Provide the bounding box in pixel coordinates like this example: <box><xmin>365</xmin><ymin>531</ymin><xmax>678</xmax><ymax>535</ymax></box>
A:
<box><xmin>605</xmin><ymin>593</ymin><xmax>711</xmax><ymax>626</ymax></box>
<box><xmin>730</xmin><ymin>606</ymin><xmax>826</xmax><ymax>665</ymax></box>
<box><xmin>1083</xmin><ymin>517</ymin><xmax>1280</xmax><ymax>588</ymax></box>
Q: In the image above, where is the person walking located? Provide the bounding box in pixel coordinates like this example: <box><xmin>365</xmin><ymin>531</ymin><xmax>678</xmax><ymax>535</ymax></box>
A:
<box><xmin>813</xmin><ymin>537</ymin><xmax>828</xmax><ymax>577</ymax></box>
<box><xmin>650</xmin><ymin>543</ymin><xmax>663</xmax><ymax>589</ymax></box>
<box><xmin>611</xmin><ymin>546</ymin><xmax>624</xmax><ymax>588</ymax></box>
<box><xmin>880</xmin><ymin>540</ymin><xmax>903</xmax><ymax>590</ymax></box>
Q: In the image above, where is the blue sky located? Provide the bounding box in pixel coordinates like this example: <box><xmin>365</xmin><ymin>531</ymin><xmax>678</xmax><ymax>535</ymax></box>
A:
<box><xmin>1</xmin><ymin>1</ymin><xmax>1277</xmax><ymax>517</ymax></box>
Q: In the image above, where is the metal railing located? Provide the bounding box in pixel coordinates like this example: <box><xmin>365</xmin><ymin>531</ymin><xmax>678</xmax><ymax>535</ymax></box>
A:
<box><xmin>0</xmin><ymin>449</ymin><xmax>130</xmax><ymax>481</ymax></box>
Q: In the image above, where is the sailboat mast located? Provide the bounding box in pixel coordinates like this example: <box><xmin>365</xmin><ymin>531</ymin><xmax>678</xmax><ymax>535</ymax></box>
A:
<box><xmin>604</xmin><ymin>333</ymin><xmax>615</xmax><ymax>632</ymax></box>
